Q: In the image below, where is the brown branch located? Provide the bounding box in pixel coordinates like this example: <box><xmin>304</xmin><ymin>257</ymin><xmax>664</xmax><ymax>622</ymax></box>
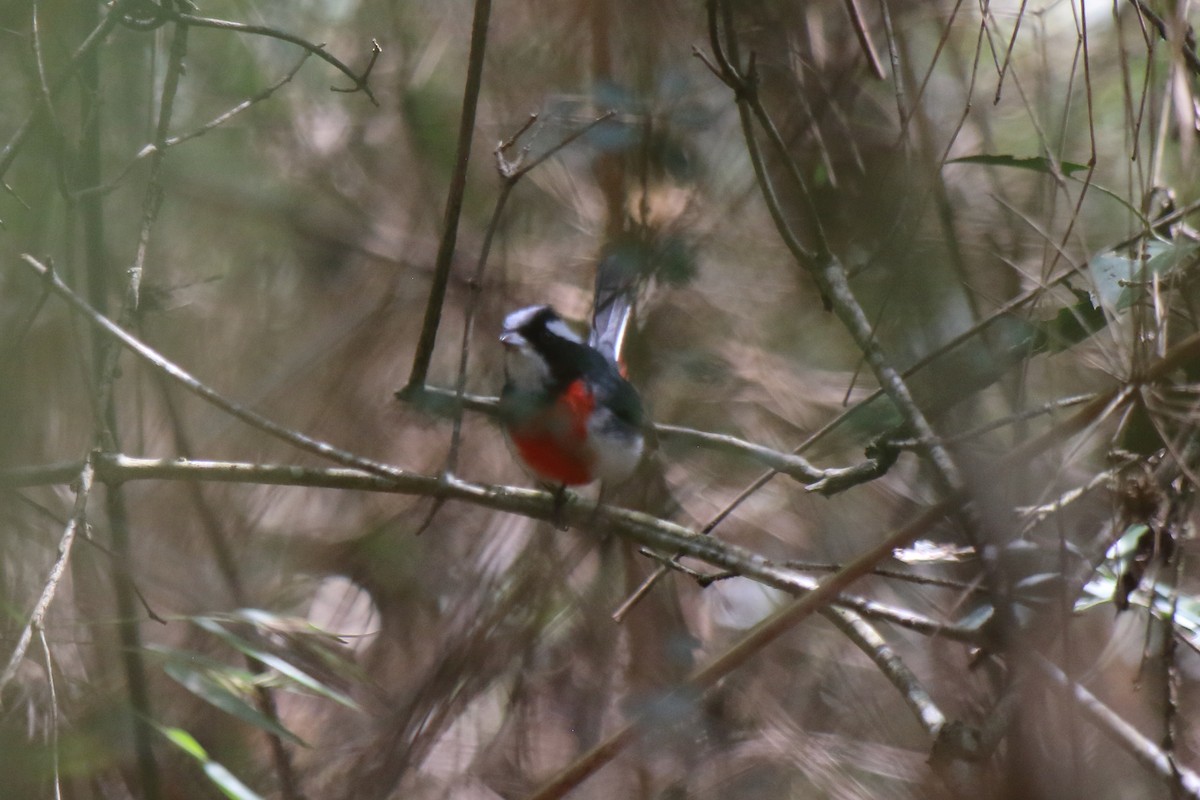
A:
<box><xmin>2</xmin><ymin>455</ymin><xmax>897</xmax><ymax>603</ymax></box>
<box><xmin>1036</xmin><ymin>656</ymin><xmax>1200</xmax><ymax>798</ymax></box>
<box><xmin>169</xmin><ymin>10</ymin><xmax>379</xmax><ymax>105</ymax></box>
<box><xmin>0</xmin><ymin>456</ymin><xmax>94</xmax><ymax>696</ymax></box>
<box><xmin>404</xmin><ymin>385</ymin><xmax>898</xmax><ymax>493</ymax></box>
<box><xmin>406</xmin><ymin>0</ymin><xmax>493</xmax><ymax>390</ymax></box>
<box><xmin>17</xmin><ymin>254</ymin><xmax>403</xmax><ymax>482</ymax></box>
<box><xmin>0</xmin><ymin>0</ymin><xmax>133</xmax><ymax>181</ymax></box>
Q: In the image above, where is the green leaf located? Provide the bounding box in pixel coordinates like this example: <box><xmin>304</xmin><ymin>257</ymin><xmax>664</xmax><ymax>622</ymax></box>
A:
<box><xmin>947</xmin><ymin>154</ymin><xmax>1090</xmax><ymax>176</ymax></box>
<box><xmin>162</xmin><ymin>661</ymin><xmax>306</xmax><ymax>746</ymax></box>
<box><xmin>156</xmin><ymin>724</ymin><xmax>265</xmax><ymax>800</ymax></box>
<box><xmin>1027</xmin><ymin>289</ymin><xmax>1108</xmax><ymax>354</ymax></box>
<box><xmin>202</xmin><ymin>762</ymin><xmax>265</xmax><ymax>800</ymax></box>
<box><xmin>193</xmin><ymin>617</ymin><xmax>359</xmax><ymax>710</ymax></box>
<box><xmin>159</xmin><ymin>725</ymin><xmax>208</xmax><ymax>761</ymax></box>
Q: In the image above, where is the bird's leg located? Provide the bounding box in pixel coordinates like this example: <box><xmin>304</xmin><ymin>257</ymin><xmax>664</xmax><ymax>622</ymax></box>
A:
<box><xmin>551</xmin><ymin>484</ymin><xmax>569</xmax><ymax>530</ymax></box>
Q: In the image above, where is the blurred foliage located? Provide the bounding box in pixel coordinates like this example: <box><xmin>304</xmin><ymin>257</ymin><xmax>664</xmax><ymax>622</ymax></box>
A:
<box><xmin>5</xmin><ymin>1</ymin><xmax>1200</xmax><ymax>799</ymax></box>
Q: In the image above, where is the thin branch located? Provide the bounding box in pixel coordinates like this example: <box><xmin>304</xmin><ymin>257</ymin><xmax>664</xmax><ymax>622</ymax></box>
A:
<box><xmin>2</xmin><ymin>455</ymin><xmax>921</xmax><ymax>606</ymax></box>
<box><xmin>405</xmin><ymin>384</ymin><xmax>898</xmax><ymax>493</ymax></box>
<box><xmin>840</xmin><ymin>0</ymin><xmax>887</xmax><ymax>79</ymax></box>
<box><xmin>168</xmin><ymin>11</ymin><xmax>379</xmax><ymax>105</ymax></box>
<box><xmin>37</xmin><ymin>627</ymin><xmax>63</xmax><ymax>800</ymax></box>
<box><xmin>127</xmin><ymin>12</ymin><xmax>190</xmax><ymax>319</ymax></box>
<box><xmin>1127</xmin><ymin>0</ymin><xmax>1200</xmax><ymax>76</ymax></box>
<box><xmin>639</xmin><ymin>549</ymin><xmax>979</xmax><ymax>642</ymax></box>
<box><xmin>0</xmin><ymin>456</ymin><xmax>94</xmax><ymax>697</ymax></box>
<box><xmin>1035</xmin><ymin>656</ymin><xmax>1200</xmax><ymax>799</ymax></box>
<box><xmin>16</xmin><ymin>254</ymin><xmax>403</xmax><ymax>481</ymax></box>
<box><xmin>525</xmin><ymin>497</ymin><xmax>960</xmax><ymax>800</ymax></box>
<box><xmin>75</xmin><ymin>52</ymin><xmax>313</xmax><ymax>200</ymax></box>
<box><xmin>406</xmin><ymin>0</ymin><xmax>493</xmax><ymax>391</ymax></box>
<box><xmin>0</xmin><ymin>0</ymin><xmax>132</xmax><ymax>181</ymax></box>
<box><xmin>824</xmin><ymin>607</ymin><xmax>948</xmax><ymax>739</ymax></box>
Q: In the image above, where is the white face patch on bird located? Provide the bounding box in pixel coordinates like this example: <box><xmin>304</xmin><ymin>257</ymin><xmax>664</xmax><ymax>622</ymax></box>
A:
<box><xmin>502</xmin><ymin>305</ymin><xmax>583</xmax><ymax>344</ymax></box>
<box><xmin>499</xmin><ymin>302</ymin><xmax>647</xmax><ymax>487</ymax></box>
<box><xmin>500</xmin><ymin>305</ymin><xmax>588</xmax><ymax>390</ymax></box>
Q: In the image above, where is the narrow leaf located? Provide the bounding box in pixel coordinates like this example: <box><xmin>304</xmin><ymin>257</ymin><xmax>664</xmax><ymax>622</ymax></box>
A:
<box><xmin>163</xmin><ymin>662</ymin><xmax>306</xmax><ymax>746</ymax></box>
<box><xmin>947</xmin><ymin>153</ymin><xmax>1090</xmax><ymax>176</ymax></box>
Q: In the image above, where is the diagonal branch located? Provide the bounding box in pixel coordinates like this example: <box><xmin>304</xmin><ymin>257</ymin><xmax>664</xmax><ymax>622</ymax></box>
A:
<box><xmin>17</xmin><ymin>254</ymin><xmax>403</xmax><ymax>481</ymax></box>
<box><xmin>0</xmin><ymin>455</ymin><xmax>94</xmax><ymax>697</ymax></box>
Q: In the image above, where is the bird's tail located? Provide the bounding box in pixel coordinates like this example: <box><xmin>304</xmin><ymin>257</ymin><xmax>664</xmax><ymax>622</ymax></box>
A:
<box><xmin>589</xmin><ymin>247</ymin><xmax>639</xmax><ymax>366</ymax></box>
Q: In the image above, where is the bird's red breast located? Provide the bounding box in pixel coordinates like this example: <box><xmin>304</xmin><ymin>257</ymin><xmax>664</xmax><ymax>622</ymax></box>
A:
<box><xmin>507</xmin><ymin>378</ymin><xmax>597</xmax><ymax>485</ymax></box>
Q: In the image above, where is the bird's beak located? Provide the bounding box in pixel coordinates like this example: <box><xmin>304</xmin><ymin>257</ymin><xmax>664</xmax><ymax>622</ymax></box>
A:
<box><xmin>500</xmin><ymin>331</ymin><xmax>524</xmax><ymax>349</ymax></box>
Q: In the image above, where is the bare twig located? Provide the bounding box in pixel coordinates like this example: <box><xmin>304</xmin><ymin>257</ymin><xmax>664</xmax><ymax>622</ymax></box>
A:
<box><xmin>840</xmin><ymin>0</ymin><xmax>887</xmax><ymax>79</ymax></box>
<box><xmin>0</xmin><ymin>454</ymin><xmax>898</xmax><ymax>602</ymax></box>
<box><xmin>75</xmin><ymin>53</ymin><xmax>313</xmax><ymax>200</ymax></box>
<box><xmin>169</xmin><ymin>11</ymin><xmax>380</xmax><ymax>105</ymax></box>
<box><xmin>127</xmin><ymin>14</ymin><xmax>189</xmax><ymax>317</ymax></box>
<box><xmin>442</xmin><ymin>111</ymin><xmax>616</xmax><ymax>475</ymax></box>
<box><xmin>824</xmin><ymin>607</ymin><xmax>948</xmax><ymax>738</ymax></box>
<box><xmin>1127</xmin><ymin>0</ymin><xmax>1200</xmax><ymax>76</ymax></box>
<box><xmin>1035</xmin><ymin>656</ymin><xmax>1200</xmax><ymax>798</ymax></box>
<box><xmin>406</xmin><ymin>0</ymin><xmax>494</xmax><ymax>391</ymax></box>
<box><xmin>37</xmin><ymin>627</ymin><xmax>63</xmax><ymax>800</ymax></box>
<box><xmin>406</xmin><ymin>384</ymin><xmax>897</xmax><ymax>492</ymax></box>
<box><xmin>0</xmin><ymin>0</ymin><xmax>132</xmax><ymax>181</ymax></box>
<box><xmin>0</xmin><ymin>456</ymin><xmax>94</xmax><ymax>697</ymax></box>
<box><xmin>17</xmin><ymin>255</ymin><xmax>404</xmax><ymax>481</ymax></box>
<box><xmin>638</xmin><ymin>549</ymin><xmax>979</xmax><ymax>641</ymax></box>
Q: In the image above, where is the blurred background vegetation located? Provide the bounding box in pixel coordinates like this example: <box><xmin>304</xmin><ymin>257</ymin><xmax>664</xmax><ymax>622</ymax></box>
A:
<box><xmin>4</xmin><ymin>0</ymin><xmax>1200</xmax><ymax>798</ymax></box>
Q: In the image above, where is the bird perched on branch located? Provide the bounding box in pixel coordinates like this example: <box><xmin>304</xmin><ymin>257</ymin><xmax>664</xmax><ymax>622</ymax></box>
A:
<box><xmin>499</xmin><ymin>242</ymin><xmax>652</xmax><ymax>495</ymax></box>
<box><xmin>498</xmin><ymin>302</ymin><xmax>645</xmax><ymax>490</ymax></box>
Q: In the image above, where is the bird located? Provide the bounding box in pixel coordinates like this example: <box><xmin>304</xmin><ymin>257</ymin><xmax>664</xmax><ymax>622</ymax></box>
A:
<box><xmin>498</xmin><ymin>303</ymin><xmax>645</xmax><ymax>492</ymax></box>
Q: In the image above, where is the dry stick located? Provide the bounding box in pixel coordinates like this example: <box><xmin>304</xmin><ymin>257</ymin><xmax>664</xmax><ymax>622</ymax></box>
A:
<box><xmin>18</xmin><ymin>255</ymin><xmax>404</xmax><ymax>482</ymax></box>
<box><xmin>1</xmin><ymin>456</ymin><xmax>892</xmax><ymax>607</ymax></box>
<box><xmin>1035</xmin><ymin>656</ymin><xmax>1200</xmax><ymax>799</ymax></box>
<box><xmin>168</xmin><ymin>11</ymin><xmax>380</xmax><ymax>105</ymax></box>
<box><xmin>825</xmin><ymin>606</ymin><xmax>948</xmax><ymax>739</ymax></box>
<box><xmin>37</xmin><ymin>627</ymin><xmax>63</xmax><ymax>800</ymax></box>
<box><xmin>526</xmin><ymin>328</ymin><xmax>1200</xmax><ymax>798</ymax></box>
<box><xmin>0</xmin><ymin>456</ymin><xmax>94</xmax><ymax>697</ymax></box>
<box><xmin>642</xmin><ymin>550</ymin><xmax>978</xmax><ymax>641</ymax></box>
<box><xmin>526</xmin><ymin>498</ymin><xmax>959</xmax><ymax>800</ymax></box>
<box><xmin>411</xmin><ymin>385</ymin><xmax>894</xmax><ymax>492</ymax></box>
<box><xmin>406</xmin><ymin>0</ymin><xmax>493</xmax><ymax>391</ymax></box>
<box><xmin>76</xmin><ymin>53</ymin><xmax>313</xmax><ymax>200</ymax></box>
<box><xmin>841</xmin><ymin>0</ymin><xmax>887</xmax><ymax>79</ymax></box>
<box><xmin>0</xmin><ymin>0</ymin><xmax>133</xmax><ymax>181</ymax></box>
<box><xmin>444</xmin><ymin>111</ymin><xmax>614</xmax><ymax>474</ymax></box>
<box><xmin>1128</xmin><ymin>0</ymin><xmax>1200</xmax><ymax>76</ymax></box>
